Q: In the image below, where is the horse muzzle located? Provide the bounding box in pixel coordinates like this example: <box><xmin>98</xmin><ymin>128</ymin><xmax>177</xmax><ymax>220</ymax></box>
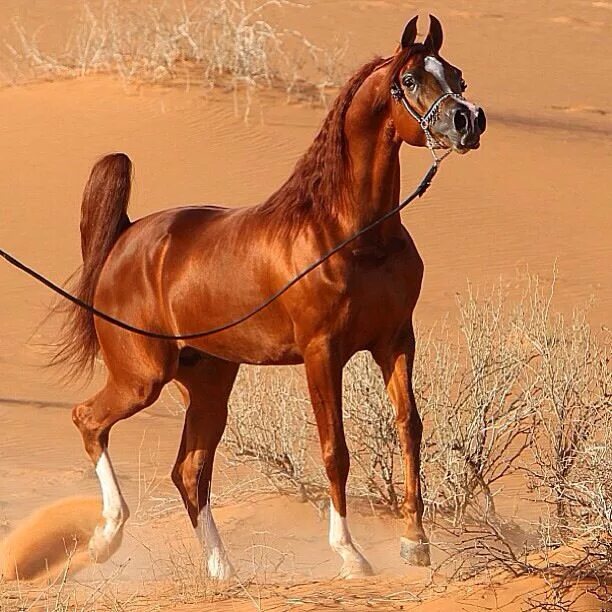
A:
<box><xmin>450</xmin><ymin>103</ymin><xmax>486</xmax><ymax>153</ymax></box>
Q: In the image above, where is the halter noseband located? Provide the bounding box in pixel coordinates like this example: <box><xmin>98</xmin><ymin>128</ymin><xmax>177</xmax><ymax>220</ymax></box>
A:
<box><xmin>390</xmin><ymin>80</ymin><xmax>463</xmax><ymax>162</ymax></box>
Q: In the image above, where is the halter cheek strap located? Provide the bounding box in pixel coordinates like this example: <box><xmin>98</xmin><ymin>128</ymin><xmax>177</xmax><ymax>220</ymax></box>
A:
<box><xmin>390</xmin><ymin>81</ymin><xmax>463</xmax><ymax>162</ymax></box>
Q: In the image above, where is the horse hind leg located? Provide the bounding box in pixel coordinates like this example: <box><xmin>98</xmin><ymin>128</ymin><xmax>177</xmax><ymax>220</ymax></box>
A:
<box><xmin>72</xmin><ymin>374</ymin><xmax>167</xmax><ymax>562</ymax></box>
<box><xmin>171</xmin><ymin>353</ymin><xmax>239</xmax><ymax>580</ymax></box>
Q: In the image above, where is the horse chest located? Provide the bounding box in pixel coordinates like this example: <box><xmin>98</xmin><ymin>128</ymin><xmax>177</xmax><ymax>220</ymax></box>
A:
<box><xmin>331</xmin><ymin>246</ymin><xmax>418</xmax><ymax>336</ymax></box>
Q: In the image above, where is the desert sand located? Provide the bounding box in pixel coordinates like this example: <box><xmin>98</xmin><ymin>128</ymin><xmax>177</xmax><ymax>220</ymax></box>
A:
<box><xmin>0</xmin><ymin>0</ymin><xmax>610</xmax><ymax>610</ymax></box>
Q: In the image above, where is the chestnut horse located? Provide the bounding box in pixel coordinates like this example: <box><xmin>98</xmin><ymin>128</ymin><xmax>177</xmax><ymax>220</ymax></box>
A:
<box><xmin>56</xmin><ymin>15</ymin><xmax>485</xmax><ymax>578</ymax></box>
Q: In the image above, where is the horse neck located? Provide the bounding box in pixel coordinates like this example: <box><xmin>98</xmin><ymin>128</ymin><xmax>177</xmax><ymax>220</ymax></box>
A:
<box><xmin>338</xmin><ymin>86</ymin><xmax>402</xmax><ymax>234</ymax></box>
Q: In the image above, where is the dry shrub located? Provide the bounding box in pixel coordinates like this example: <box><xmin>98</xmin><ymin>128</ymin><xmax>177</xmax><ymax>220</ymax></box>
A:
<box><xmin>2</xmin><ymin>0</ymin><xmax>345</xmax><ymax>101</ymax></box>
<box><xmin>343</xmin><ymin>352</ymin><xmax>403</xmax><ymax>514</ymax></box>
<box><xmin>222</xmin><ymin>272</ymin><xmax>610</xmax><ymax>599</ymax></box>
<box><xmin>224</xmin><ymin>366</ymin><xmax>322</xmax><ymax>501</ymax></box>
<box><xmin>519</xmin><ymin>278</ymin><xmax>611</xmax><ymax>533</ymax></box>
<box><xmin>429</xmin><ymin>275</ymin><xmax>611</xmax><ymax>605</ymax></box>
<box><xmin>415</xmin><ymin>284</ymin><xmax>538</xmax><ymax>527</ymax></box>
<box><xmin>517</xmin><ymin>276</ymin><xmax>612</xmax><ymax>597</ymax></box>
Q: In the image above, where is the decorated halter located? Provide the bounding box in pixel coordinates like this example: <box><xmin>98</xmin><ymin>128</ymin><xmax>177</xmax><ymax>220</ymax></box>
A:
<box><xmin>390</xmin><ymin>80</ymin><xmax>463</xmax><ymax>162</ymax></box>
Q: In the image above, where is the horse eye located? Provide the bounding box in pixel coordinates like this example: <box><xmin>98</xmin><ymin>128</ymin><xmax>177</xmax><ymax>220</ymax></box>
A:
<box><xmin>460</xmin><ymin>78</ymin><xmax>468</xmax><ymax>92</ymax></box>
<box><xmin>402</xmin><ymin>74</ymin><xmax>417</xmax><ymax>91</ymax></box>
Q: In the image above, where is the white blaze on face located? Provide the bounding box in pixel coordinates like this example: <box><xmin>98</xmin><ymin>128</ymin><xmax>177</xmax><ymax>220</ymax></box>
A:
<box><xmin>424</xmin><ymin>56</ymin><xmax>451</xmax><ymax>93</ymax></box>
<box><xmin>424</xmin><ymin>56</ymin><xmax>479</xmax><ymax>118</ymax></box>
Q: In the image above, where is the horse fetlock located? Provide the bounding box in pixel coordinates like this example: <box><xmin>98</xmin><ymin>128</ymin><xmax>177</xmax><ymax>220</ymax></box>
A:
<box><xmin>102</xmin><ymin>500</ymin><xmax>129</xmax><ymax>526</ymax></box>
<box><xmin>330</xmin><ymin>537</ymin><xmax>351</xmax><ymax>552</ymax></box>
<box><xmin>88</xmin><ymin>521</ymin><xmax>125</xmax><ymax>563</ymax></box>
<box><xmin>338</xmin><ymin>548</ymin><xmax>374</xmax><ymax>579</ymax></box>
<box><xmin>206</xmin><ymin>546</ymin><xmax>234</xmax><ymax>580</ymax></box>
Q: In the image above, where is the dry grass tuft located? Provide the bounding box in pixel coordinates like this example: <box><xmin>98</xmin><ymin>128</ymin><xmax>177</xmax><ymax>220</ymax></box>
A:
<box><xmin>1</xmin><ymin>0</ymin><xmax>346</xmax><ymax>103</ymax></box>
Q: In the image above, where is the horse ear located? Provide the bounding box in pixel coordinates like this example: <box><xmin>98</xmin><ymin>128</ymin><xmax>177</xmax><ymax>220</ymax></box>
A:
<box><xmin>400</xmin><ymin>16</ymin><xmax>418</xmax><ymax>49</ymax></box>
<box><xmin>424</xmin><ymin>14</ymin><xmax>443</xmax><ymax>52</ymax></box>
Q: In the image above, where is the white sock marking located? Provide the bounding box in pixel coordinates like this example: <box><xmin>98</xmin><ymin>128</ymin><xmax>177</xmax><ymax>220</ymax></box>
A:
<box><xmin>95</xmin><ymin>449</ymin><xmax>127</xmax><ymax>543</ymax></box>
<box><xmin>329</xmin><ymin>501</ymin><xmax>353</xmax><ymax>550</ymax></box>
<box><xmin>196</xmin><ymin>505</ymin><xmax>233</xmax><ymax>579</ymax></box>
<box><xmin>328</xmin><ymin>500</ymin><xmax>372</xmax><ymax>576</ymax></box>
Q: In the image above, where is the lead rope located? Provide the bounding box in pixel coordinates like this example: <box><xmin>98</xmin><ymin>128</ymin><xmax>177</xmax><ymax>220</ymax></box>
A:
<box><xmin>0</xmin><ymin>87</ymin><xmax>452</xmax><ymax>341</ymax></box>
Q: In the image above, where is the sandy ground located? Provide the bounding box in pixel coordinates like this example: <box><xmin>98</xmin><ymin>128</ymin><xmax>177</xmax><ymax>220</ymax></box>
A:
<box><xmin>0</xmin><ymin>0</ymin><xmax>611</xmax><ymax>610</ymax></box>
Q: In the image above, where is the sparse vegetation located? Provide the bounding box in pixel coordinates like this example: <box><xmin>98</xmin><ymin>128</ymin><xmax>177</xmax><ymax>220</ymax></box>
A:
<box><xmin>0</xmin><ymin>0</ymin><xmax>608</xmax><ymax>606</ymax></box>
<box><xmin>2</xmin><ymin>274</ymin><xmax>609</xmax><ymax>609</ymax></box>
<box><xmin>224</xmin><ymin>366</ymin><xmax>316</xmax><ymax>500</ymax></box>
<box><xmin>222</xmin><ymin>272</ymin><xmax>611</xmax><ymax>604</ymax></box>
<box><xmin>1</xmin><ymin>0</ymin><xmax>346</xmax><ymax>102</ymax></box>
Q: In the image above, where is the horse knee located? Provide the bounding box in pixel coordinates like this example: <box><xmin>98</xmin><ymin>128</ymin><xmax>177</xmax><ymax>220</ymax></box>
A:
<box><xmin>401</xmin><ymin>497</ymin><xmax>423</xmax><ymax>516</ymax></box>
<box><xmin>397</xmin><ymin>410</ymin><xmax>423</xmax><ymax>441</ymax></box>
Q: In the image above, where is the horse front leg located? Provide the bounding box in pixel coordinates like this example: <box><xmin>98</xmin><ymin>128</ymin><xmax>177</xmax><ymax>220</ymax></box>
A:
<box><xmin>374</xmin><ymin>329</ymin><xmax>430</xmax><ymax>566</ymax></box>
<box><xmin>304</xmin><ymin>340</ymin><xmax>373</xmax><ymax>578</ymax></box>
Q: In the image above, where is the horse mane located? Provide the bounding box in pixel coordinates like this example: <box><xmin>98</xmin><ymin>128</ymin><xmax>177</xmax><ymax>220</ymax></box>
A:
<box><xmin>259</xmin><ymin>45</ymin><xmax>424</xmax><ymax>226</ymax></box>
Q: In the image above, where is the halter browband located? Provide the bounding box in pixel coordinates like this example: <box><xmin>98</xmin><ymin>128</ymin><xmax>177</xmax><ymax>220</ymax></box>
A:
<box><xmin>390</xmin><ymin>80</ymin><xmax>463</xmax><ymax>155</ymax></box>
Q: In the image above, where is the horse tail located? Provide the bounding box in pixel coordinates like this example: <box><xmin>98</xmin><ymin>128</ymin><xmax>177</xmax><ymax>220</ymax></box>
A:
<box><xmin>52</xmin><ymin>153</ymin><xmax>132</xmax><ymax>381</ymax></box>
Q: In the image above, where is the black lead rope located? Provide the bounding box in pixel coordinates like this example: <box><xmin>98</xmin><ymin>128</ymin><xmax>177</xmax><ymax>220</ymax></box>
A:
<box><xmin>0</xmin><ymin>86</ymin><xmax>448</xmax><ymax>341</ymax></box>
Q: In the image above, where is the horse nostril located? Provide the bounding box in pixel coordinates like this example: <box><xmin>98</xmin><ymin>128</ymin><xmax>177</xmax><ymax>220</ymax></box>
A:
<box><xmin>476</xmin><ymin>108</ymin><xmax>487</xmax><ymax>134</ymax></box>
<box><xmin>453</xmin><ymin>108</ymin><xmax>469</xmax><ymax>133</ymax></box>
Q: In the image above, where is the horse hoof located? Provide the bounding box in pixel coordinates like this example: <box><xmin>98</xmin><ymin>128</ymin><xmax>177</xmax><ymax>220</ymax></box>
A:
<box><xmin>88</xmin><ymin>526</ymin><xmax>113</xmax><ymax>563</ymax></box>
<box><xmin>400</xmin><ymin>537</ymin><xmax>431</xmax><ymax>566</ymax></box>
<box><xmin>339</xmin><ymin>557</ymin><xmax>374</xmax><ymax>579</ymax></box>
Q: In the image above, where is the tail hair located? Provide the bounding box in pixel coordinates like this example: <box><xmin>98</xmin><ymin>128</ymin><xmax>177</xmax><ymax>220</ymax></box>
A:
<box><xmin>51</xmin><ymin>153</ymin><xmax>132</xmax><ymax>381</ymax></box>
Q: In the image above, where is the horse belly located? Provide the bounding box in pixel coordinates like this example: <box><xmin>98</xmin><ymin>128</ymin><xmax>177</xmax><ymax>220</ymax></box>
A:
<box><xmin>186</xmin><ymin>318</ymin><xmax>303</xmax><ymax>366</ymax></box>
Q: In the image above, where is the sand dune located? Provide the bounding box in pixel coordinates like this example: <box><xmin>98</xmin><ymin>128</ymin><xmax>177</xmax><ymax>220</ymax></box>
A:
<box><xmin>1</xmin><ymin>0</ymin><xmax>611</xmax><ymax>609</ymax></box>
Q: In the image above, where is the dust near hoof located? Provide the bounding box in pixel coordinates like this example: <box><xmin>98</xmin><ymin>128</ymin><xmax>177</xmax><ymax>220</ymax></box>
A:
<box><xmin>339</xmin><ymin>558</ymin><xmax>374</xmax><ymax>579</ymax></box>
<box><xmin>0</xmin><ymin>497</ymin><xmax>102</xmax><ymax>582</ymax></box>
